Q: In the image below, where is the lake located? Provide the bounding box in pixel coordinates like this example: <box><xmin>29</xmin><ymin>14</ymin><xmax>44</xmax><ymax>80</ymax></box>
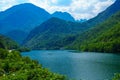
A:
<box><xmin>21</xmin><ymin>50</ymin><xmax>120</xmax><ymax>80</ymax></box>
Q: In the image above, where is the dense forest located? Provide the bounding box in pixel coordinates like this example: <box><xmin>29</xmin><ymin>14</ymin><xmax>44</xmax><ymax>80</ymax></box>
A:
<box><xmin>0</xmin><ymin>35</ymin><xmax>18</xmax><ymax>49</ymax></box>
<box><xmin>23</xmin><ymin>17</ymin><xmax>86</xmax><ymax>49</ymax></box>
<box><xmin>0</xmin><ymin>0</ymin><xmax>120</xmax><ymax>79</ymax></box>
<box><xmin>0</xmin><ymin>49</ymin><xmax>65</xmax><ymax>80</ymax></box>
<box><xmin>0</xmin><ymin>35</ymin><xmax>65</xmax><ymax>80</ymax></box>
<box><xmin>68</xmin><ymin>11</ymin><xmax>120</xmax><ymax>53</ymax></box>
<box><xmin>0</xmin><ymin>35</ymin><xmax>119</xmax><ymax>80</ymax></box>
<box><xmin>23</xmin><ymin>0</ymin><xmax>120</xmax><ymax>50</ymax></box>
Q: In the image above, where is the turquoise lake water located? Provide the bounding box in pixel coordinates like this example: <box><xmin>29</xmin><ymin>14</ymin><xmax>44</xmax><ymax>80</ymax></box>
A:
<box><xmin>22</xmin><ymin>50</ymin><xmax>120</xmax><ymax>80</ymax></box>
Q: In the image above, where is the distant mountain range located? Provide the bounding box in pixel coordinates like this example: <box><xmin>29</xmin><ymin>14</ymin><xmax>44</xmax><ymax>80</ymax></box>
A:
<box><xmin>0</xmin><ymin>3</ymin><xmax>51</xmax><ymax>44</ymax></box>
<box><xmin>76</xmin><ymin>19</ymin><xmax>87</xmax><ymax>23</ymax></box>
<box><xmin>0</xmin><ymin>3</ymin><xmax>75</xmax><ymax>44</ymax></box>
<box><xmin>0</xmin><ymin>3</ymin><xmax>51</xmax><ymax>33</ymax></box>
<box><xmin>86</xmin><ymin>0</ymin><xmax>120</xmax><ymax>27</ymax></box>
<box><xmin>0</xmin><ymin>0</ymin><xmax>120</xmax><ymax>53</ymax></box>
<box><xmin>5</xmin><ymin>30</ymin><xmax>28</xmax><ymax>44</ymax></box>
<box><xmin>52</xmin><ymin>11</ymin><xmax>75</xmax><ymax>22</ymax></box>
<box><xmin>69</xmin><ymin>11</ymin><xmax>120</xmax><ymax>53</ymax></box>
<box><xmin>23</xmin><ymin>17</ymin><xmax>86</xmax><ymax>49</ymax></box>
<box><xmin>0</xmin><ymin>34</ymin><xmax>18</xmax><ymax>49</ymax></box>
<box><xmin>23</xmin><ymin>0</ymin><xmax>120</xmax><ymax>50</ymax></box>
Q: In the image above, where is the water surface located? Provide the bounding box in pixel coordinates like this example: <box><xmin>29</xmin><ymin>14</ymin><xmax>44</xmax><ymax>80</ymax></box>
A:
<box><xmin>22</xmin><ymin>50</ymin><xmax>120</xmax><ymax>80</ymax></box>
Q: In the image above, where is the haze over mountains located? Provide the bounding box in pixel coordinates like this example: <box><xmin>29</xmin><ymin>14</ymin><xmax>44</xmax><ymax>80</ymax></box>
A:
<box><xmin>52</xmin><ymin>11</ymin><xmax>75</xmax><ymax>22</ymax></box>
<box><xmin>86</xmin><ymin>0</ymin><xmax>120</xmax><ymax>27</ymax></box>
<box><xmin>0</xmin><ymin>3</ymin><xmax>75</xmax><ymax>34</ymax></box>
<box><xmin>0</xmin><ymin>3</ymin><xmax>50</xmax><ymax>43</ymax></box>
<box><xmin>0</xmin><ymin>3</ymin><xmax>50</xmax><ymax>33</ymax></box>
<box><xmin>0</xmin><ymin>0</ymin><xmax>120</xmax><ymax>53</ymax></box>
<box><xmin>0</xmin><ymin>34</ymin><xmax>18</xmax><ymax>49</ymax></box>
<box><xmin>23</xmin><ymin>17</ymin><xmax>86</xmax><ymax>49</ymax></box>
<box><xmin>0</xmin><ymin>3</ymin><xmax>76</xmax><ymax>43</ymax></box>
<box><xmin>0</xmin><ymin>1</ymin><xmax>120</xmax><ymax>80</ymax></box>
<box><xmin>24</xmin><ymin>0</ymin><xmax>120</xmax><ymax>51</ymax></box>
<box><xmin>69</xmin><ymin>11</ymin><xmax>120</xmax><ymax>53</ymax></box>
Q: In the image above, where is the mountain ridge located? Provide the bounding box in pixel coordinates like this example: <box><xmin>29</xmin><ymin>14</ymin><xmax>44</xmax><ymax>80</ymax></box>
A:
<box><xmin>23</xmin><ymin>17</ymin><xmax>87</xmax><ymax>49</ymax></box>
<box><xmin>0</xmin><ymin>3</ymin><xmax>76</xmax><ymax>44</ymax></box>
<box><xmin>23</xmin><ymin>0</ymin><xmax>120</xmax><ymax>50</ymax></box>
<box><xmin>0</xmin><ymin>34</ymin><xmax>18</xmax><ymax>49</ymax></box>
<box><xmin>0</xmin><ymin>3</ymin><xmax>51</xmax><ymax>33</ymax></box>
<box><xmin>86</xmin><ymin>0</ymin><xmax>120</xmax><ymax>27</ymax></box>
<box><xmin>52</xmin><ymin>11</ymin><xmax>75</xmax><ymax>22</ymax></box>
<box><xmin>68</xmin><ymin>11</ymin><xmax>120</xmax><ymax>53</ymax></box>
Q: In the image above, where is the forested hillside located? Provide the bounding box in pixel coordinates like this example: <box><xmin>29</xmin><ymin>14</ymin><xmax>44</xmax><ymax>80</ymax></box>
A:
<box><xmin>23</xmin><ymin>17</ymin><xmax>87</xmax><ymax>49</ymax></box>
<box><xmin>52</xmin><ymin>11</ymin><xmax>75</xmax><ymax>22</ymax></box>
<box><xmin>0</xmin><ymin>35</ymin><xmax>18</xmax><ymax>49</ymax></box>
<box><xmin>69</xmin><ymin>11</ymin><xmax>120</xmax><ymax>53</ymax></box>
<box><xmin>5</xmin><ymin>30</ymin><xmax>28</xmax><ymax>44</ymax></box>
<box><xmin>86</xmin><ymin>0</ymin><xmax>120</xmax><ymax>27</ymax></box>
<box><xmin>0</xmin><ymin>49</ymin><xmax>65</xmax><ymax>80</ymax></box>
<box><xmin>0</xmin><ymin>34</ymin><xmax>65</xmax><ymax>80</ymax></box>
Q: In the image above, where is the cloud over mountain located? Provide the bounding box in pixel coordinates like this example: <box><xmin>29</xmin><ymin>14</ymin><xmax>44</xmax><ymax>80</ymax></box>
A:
<box><xmin>0</xmin><ymin>0</ymin><xmax>115</xmax><ymax>19</ymax></box>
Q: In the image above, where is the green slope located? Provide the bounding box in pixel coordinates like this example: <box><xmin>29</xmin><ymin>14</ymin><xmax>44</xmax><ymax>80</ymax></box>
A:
<box><xmin>23</xmin><ymin>17</ymin><xmax>87</xmax><ymax>49</ymax></box>
<box><xmin>0</xmin><ymin>49</ymin><xmax>65</xmax><ymax>80</ymax></box>
<box><xmin>0</xmin><ymin>35</ymin><xmax>18</xmax><ymax>49</ymax></box>
<box><xmin>70</xmin><ymin>11</ymin><xmax>120</xmax><ymax>53</ymax></box>
<box><xmin>86</xmin><ymin>0</ymin><xmax>120</xmax><ymax>27</ymax></box>
<box><xmin>23</xmin><ymin>0</ymin><xmax>120</xmax><ymax>50</ymax></box>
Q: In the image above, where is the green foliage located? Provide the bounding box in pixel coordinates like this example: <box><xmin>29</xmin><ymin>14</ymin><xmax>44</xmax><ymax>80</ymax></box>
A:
<box><xmin>70</xmin><ymin>11</ymin><xmax>120</xmax><ymax>53</ymax></box>
<box><xmin>0</xmin><ymin>49</ymin><xmax>65</xmax><ymax>80</ymax></box>
<box><xmin>86</xmin><ymin>0</ymin><xmax>120</xmax><ymax>28</ymax></box>
<box><xmin>24</xmin><ymin>17</ymin><xmax>87</xmax><ymax>49</ymax></box>
<box><xmin>112</xmin><ymin>73</ymin><xmax>120</xmax><ymax>80</ymax></box>
<box><xmin>17</xmin><ymin>47</ymin><xmax>31</xmax><ymax>52</ymax></box>
<box><xmin>0</xmin><ymin>35</ymin><xmax>18</xmax><ymax>49</ymax></box>
<box><xmin>52</xmin><ymin>11</ymin><xmax>75</xmax><ymax>22</ymax></box>
<box><xmin>23</xmin><ymin>0</ymin><xmax>120</xmax><ymax>50</ymax></box>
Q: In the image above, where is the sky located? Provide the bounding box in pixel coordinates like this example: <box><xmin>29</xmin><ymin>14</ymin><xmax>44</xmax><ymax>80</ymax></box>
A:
<box><xmin>0</xmin><ymin>0</ymin><xmax>116</xmax><ymax>20</ymax></box>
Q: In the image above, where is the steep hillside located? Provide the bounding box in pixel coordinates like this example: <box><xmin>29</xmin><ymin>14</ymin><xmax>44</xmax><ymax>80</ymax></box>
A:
<box><xmin>23</xmin><ymin>18</ymin><xmax>87</xmax><ymax>49</ymax></box>
<box><xmin>0</xmin><ymin>0</ymin><xmax>120</xmax><ymax>44</ymax></box>
<box><xmin>23</xmin><ymin>0</ymin><xmax>120</xmax><ymax>50</ymax></box>
<box><xmin>0</xmin><ymin>35</ymin><xmax>18</xmax><ymax>49</ymax></box>
<box><xmin>0</xmin><ymin>49</ymin><xmax>65</xmax><ymax>80</ymax></box>
<box><xmin>5</xmin><ymin>30</ymin><xmax>28</xmax><ymax>44</ymax></box>
<box><xmin>70</xmin><ymin>11</ymin><xmax>120</xmax><ymax>53</ymax></box>
<box><xmin>86</xmin><ymin>0</ymin><xmax>120</xmax><ymax>27</ymax></box>
<box><xmin>0</xmin><ymin>3</ymin><xmax>51</xmax><ymax>44</ymax></box>
<box><xmin>52</xmin><ymin>11</ymin><xmax>75</xmax><ymax>22</ymax></box>
<box><xmin>0</xmin><ymin>3</ymin><xmax>76</xmax><ymax>44</ymax></box>
<box><xmin>0</xmin><ymin>3</ymin><xmax>51</xmax><ymax>33</ymax></box>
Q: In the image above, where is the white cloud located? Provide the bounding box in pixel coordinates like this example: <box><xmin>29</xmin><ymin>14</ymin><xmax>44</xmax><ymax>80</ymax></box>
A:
<box><xmin>0</xmin><ymin>0</ymin><xmax>17</xmax><ymax>11</ymax></box>
<box><xmin>28</xmin><ymin>0</ymin><xmax>115</xmax><ymax>20</ymax></box>
<box><xmin>68</xmin><ymin>0</ymin><xmax>115</xmax><ymax>19</ymax></box>
<box><xmin>0</xmin><ymin>0</ymin><xmax>115</xmax><ymax>20</ymax></box>
<box><xmin>93</xmin><ymin>0</ymin><xmax>114</xmax><ymax>15</ymax></box>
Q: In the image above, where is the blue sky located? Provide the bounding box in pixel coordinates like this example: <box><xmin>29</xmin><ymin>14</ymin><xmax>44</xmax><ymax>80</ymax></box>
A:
<box><xmin>0</xmin><ymin>0</ymin><xmax>115</xmax><ymax>20</ymax></box>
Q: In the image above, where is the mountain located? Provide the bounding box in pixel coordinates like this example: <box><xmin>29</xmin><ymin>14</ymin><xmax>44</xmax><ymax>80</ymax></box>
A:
<box><xmin>69</xmin><ymin>11</ymin><xmax>120</xmax><ymax>53</ymax></box>
<box><xmin>0</xmin><ymin>3</ymin><xmax>51</xmax><ymax>33</ymax></box>
<box><xmin>0</xmin><ymin>34</ymin><xmax>18</xmax><ymax>49</ymax></box>
<box><xmin>0</xmin><ymin>3</ymin><xmax>51</xmax><ymax>44</ymax></box>
<box><xmin>86</xmin><ymin>0</ymin><xmax>120</xmax><ymax>27</ymax></box>
<box><xmin>1</xmin><ymin>0</ymin><xmax>119</xmax><ymax>46</ymax></box>
<box><xmin>5</xmin><ymin>30</ymin><xmax>28</xmax><ymax>44</ymax></box>
<box><xmin>23</xmin><ymin>17</ymin><xmax>87</xmax><ymax>49</ymax></box>
<box><xmin>52</xmin><ymin>11</ymin><xmax>75</xmax><ymax>22</ymax></box>
<box><xmin>23</xmin><ymin>0</ymin><xmax>120</xmax><ymax>50</ymax></box>
<box><xmin>76</xmin><ymin>19</ymin><xmax>87</xmax><ymax>23</ymax></box>
<box><xmin>0</xmin><ymin>49</ymin><xmax>65</xmax><ymax>80</ymax></box>
<box><xmin>0</xmin><ymin>3</ymin><xmax>76</xmax><ymax>44</ymax></box>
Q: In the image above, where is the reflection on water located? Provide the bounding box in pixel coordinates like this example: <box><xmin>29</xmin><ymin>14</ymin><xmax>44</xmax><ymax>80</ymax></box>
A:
<box><xmin>22</xmin><ymin>50</ymin><xmax>120</xmax><ymax>80</ymax></box>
